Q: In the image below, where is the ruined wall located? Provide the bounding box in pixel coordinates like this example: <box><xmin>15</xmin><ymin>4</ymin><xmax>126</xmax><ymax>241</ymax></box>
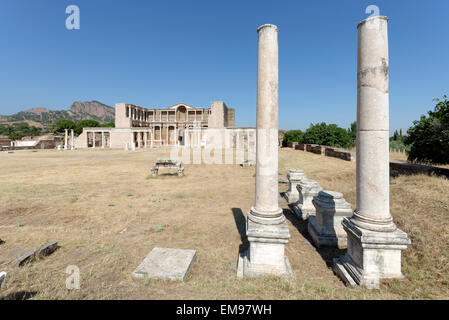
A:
<box><xmin>115</xmin><ymin>103</ymin><xmax>131</xmax><ymax>128</ymax></box>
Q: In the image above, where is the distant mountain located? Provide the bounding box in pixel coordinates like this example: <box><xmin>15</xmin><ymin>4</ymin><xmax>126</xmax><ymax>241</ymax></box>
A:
<box><xmin>0</xmin><ymin>101</ymin><xmax>115</xmax><ymax>128</ymax></box>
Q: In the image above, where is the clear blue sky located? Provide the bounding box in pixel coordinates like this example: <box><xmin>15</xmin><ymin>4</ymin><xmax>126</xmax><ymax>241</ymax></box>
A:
<box><xmin>1</xmin><ymin>0</ymin><xmax>448</xmax><ymax>133</ymax></box>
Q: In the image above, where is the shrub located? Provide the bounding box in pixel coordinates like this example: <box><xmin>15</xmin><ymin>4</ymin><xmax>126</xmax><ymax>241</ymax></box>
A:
<box><xmin>302</xmin><ymin>122</ymin><xmax>355</xmax><ymax>149</ymax></box>
<box><xmin>407</xmin><ymin>95</ymin><xmax>449</xmax><ymax>164</ymax></box>
<box><xmin>282</xmin><ymin>130</ymin><xmax>303</xmax><ymax>147</ymax></box>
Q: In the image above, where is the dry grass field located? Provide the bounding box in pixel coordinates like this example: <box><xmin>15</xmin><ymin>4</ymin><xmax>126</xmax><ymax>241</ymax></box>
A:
<box><xmin>0</xmin><ymin>147</ymin><xmax>448</xmax><ymax>300</ymax></box>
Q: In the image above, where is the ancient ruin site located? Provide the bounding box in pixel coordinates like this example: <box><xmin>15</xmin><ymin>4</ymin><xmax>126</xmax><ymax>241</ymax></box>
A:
<box><xmin>0</xmin><ymin>1</ymin><xmax>448</xmax><ymax>305</ymax></box>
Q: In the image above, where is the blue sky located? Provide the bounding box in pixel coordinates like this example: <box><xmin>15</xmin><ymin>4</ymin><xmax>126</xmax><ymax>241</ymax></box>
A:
<box><xmin>0</xmin><ymin>0</ymin><xmax>448</xmax><ymax>133</ymax></box>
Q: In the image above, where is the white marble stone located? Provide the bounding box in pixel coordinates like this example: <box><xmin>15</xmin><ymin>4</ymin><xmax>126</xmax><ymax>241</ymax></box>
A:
<box><xmin>237</xmin><ymin>24</ymin><xmax>291</xmax><ymax>279</ymax></box>
<box><xmin>333</xmin><ymin>218</ymin><xmax>410</xmax><ymax>289</ymax></box>
<box><xmin>333</xmin><ymin>16</ymin><xmax>410</xmax><ymax>289</ymax></box>
<box><xmin>284</xmin><ymin>169</ymin><xmax>307</xmax><ymax>203</ymax></box>
<box><xmin>292</xmin><ymin>178</ymin><xmax>322</xmax><ymax>220</ymax></box>
<box><xmin>132</xmin><ymin>247</ymin><xmax>196</xmax><ymax>281</ymax></box>
<box><xmin>308</xmin><ymin>191</ymin><xmax>353</xmax><ymax>249</ymax></box>
<box><xmin>0</xmin><ymin>271</ymin><xmax>6</xmax><ymax>289</ymax></box>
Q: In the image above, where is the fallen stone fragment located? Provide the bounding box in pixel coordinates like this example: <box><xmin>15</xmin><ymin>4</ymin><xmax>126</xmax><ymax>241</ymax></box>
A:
<box><xmin>132</xmin><ymin>247</ymin><xmax>196</xmax><ymax>281</ymax></box>
<box><xmin>37</xmin><ymin>242</ymin><xmax>59</xmax><ymax>258</ymax></box>
<box><xmin>11</xmin><ymin>248</ymin><xmax>38</xmax><ymax>267</ymax></box>
<box><xmin>0</xmin><ymin>271</ymin><xmax>6</xmax><ymax>289</ymax></box>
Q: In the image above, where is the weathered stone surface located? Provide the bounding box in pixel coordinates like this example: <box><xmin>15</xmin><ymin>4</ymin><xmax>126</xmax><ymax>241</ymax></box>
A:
<box><xmin>284</xmin><ymin>169</ymin><xmax>307</xmax><ymax>203</ymax></box>
<box><xmin>132</xmin><ymin>247</ymin><xmax>196</xmax><ymax>281</ymax></box>
<box><xmin>240</xmin><ymin>159</ymin><xmax>255</xmax><ymax>167</ymax></box>
<box><xmin>11</xmin><ymin>248</ymin><xmax>38</xmax><ymax>267</ymax></box>
<box><xmin>333</xmin><ymin>16</ymin><xmax>410</xmax><ymax>289</ymax></box>
<box><xmin>308</xmin><ymin>191</ymin><xmax>353</xmax><ymax>249</ymax></box>
<box><xmin>238</xmin><ymin>24</ymin><xmax>291</xmax><ymax>279</ymax></box>
<box><xmin>37</xmin><ymin>242</ymin><xmax>59</xmax><ymax>258</ymax></box>
<box><xmin>0</xmin><ymin>271</ymin><xmax>6</xmax><ymax>289</ymax></box>
<box><xmin>333</xmin><ymin>218</ymin><xmax>410</xmax><ymax>289</ymax></box>
<box><xmin>292</xmin><ymin>179</ymin><xmax>322</xmax><ymax>220</ymax></box>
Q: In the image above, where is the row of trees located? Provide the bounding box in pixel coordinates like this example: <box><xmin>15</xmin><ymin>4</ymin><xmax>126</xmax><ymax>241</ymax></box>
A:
<box><xmin>283</xmin><ymin>95</ymin><xmax>449</xmax><ymax>164</ymax></box>
<box><xmin>52</xmin><ymin>119</ymin><xmax>114</xmax><ymax>135</ymax></box>
<box><xmin>0</xmin><ymin>123</ymin><xmax>42</xmax><ymax>140</ymax></box>
<box><xmin>282</xmin><ymin>122</ymin><xmax>357</xmax><ymax>149</ymax></box>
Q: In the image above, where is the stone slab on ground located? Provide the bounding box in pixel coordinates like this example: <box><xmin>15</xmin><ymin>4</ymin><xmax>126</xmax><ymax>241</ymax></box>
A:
<box><xmin>11</xmin><ymin>248</ymin><xmax>37</xmax><ymax>267</ymax></box>
<box><xmin>37</xmin><ymin>242</ymin><xmax>59</xmax><ymax>258</ymax></box>
<box><xmin>132</xmin><ymin>247</ymin><xmax>196</xmax><ymax>281</ymax></box>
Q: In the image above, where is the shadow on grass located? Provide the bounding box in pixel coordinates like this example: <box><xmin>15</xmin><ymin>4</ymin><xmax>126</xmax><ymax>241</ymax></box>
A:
<box><xmin>0</xmin><ymin>291</ymin><xmax>38</xmax><ymax>300</ymax></box>
<box><xmin>284</xmin><ymin>204</ymin><xmax>346</xmax><ymax>268</ymax></box>
<box><xmin>232</xmin><ymin>208</ymin><xmax>249</xmax><ymax>254</ymax></box>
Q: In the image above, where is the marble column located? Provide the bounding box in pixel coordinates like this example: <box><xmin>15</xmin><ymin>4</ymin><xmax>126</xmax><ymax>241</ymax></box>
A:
<box><xmin>64</xmin><ymin>129</ymin><xmax>68</xmax><ymax>150</ymax></box>
<box><xmin>101</xmin><ymin>132</ymin><xmax>105</xmax><ymax>149</ymax></box>
<box><xmin>333</xmin><ymin>16</ymin><xmax>410</xmax><ymax>289</ymax></box>
<box><xmin>92</xmin><ymin>132</ymin><xmax>96</xmax><ymax>148</ymax></box>
<box><xmin>237</xmin><ymin>24</ymin><xmax>291</xmax><ymax>279</ymax></box>
<box><xmin>70</xmin><ymin>129</ymin><xmax>75</xmax><ymax>150</ymax></box>
<box><xmin>144</xmin><ymin>131</ymin><xmax>148</xmax><ymax>148</ymax></box>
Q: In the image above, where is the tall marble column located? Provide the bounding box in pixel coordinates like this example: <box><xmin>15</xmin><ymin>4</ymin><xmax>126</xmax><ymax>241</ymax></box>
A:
<box><xmin>334</xmin><ymin>16</ymin><xmax>410</xmax><ymax>289</ymax></box>
<box><xmin>64</xmin><ymin>129</ymin><xmax>68</xmax><ymax>150</ymax></box>
<box><xmin>237</xmin><ymin>24</ymin><xmax>291</xmax><ymax>279</ymax></box>
<box><xmin>101</xmin><ymin>132</ymin><xmax>105</xmax><ymax>149</ymax></box>
<box><xmin>70</xmin><ymin>129</ymin><xmax>75</xmax><ymax>150</ymax></box>
<box><xmin>92</xmin><ymin>132</ymin><xmax>96</xmax><ymax>148</ymax></box>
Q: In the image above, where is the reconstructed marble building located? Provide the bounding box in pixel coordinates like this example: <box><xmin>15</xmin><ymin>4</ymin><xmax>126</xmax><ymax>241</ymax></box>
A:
<box><xmin>74</xmin><ymin>101</ymin><xmax>256</xmax><ymax>150</ymax></box>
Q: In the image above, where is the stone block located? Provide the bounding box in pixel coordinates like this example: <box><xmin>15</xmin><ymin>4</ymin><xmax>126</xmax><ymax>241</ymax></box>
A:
<box><xmin>237</xmin><ymin>217</ymin><xmax>292</xmax><ymax>279</ymax></box>
<box><xmin>284</xmin><ymin>169</ymin><xmax>307</xmax><ymax>203</ymax></box>
<box><xmin>333</xmin><ymin>218</ymin><xmax>411</xmax><ymax>289</ymax></box>
<box><xmin>37</xmin><ymin>242</ymin><xmax>59</xmax><ymax>258</ymax></box>
<box><xmin>308</xmin><ymin>191</ymin><xmax>353</xmax><ymax>248</ymax></box>
<box><xmin>132</xmin><ymin>247</ymin><xmax>196</xmax><ymax>281</ymax></box>
<box><xmin>11</xmin><ymin>248</ymin><xmax>38</xmax><ymax>267</ymax></box>
<box><xmin>292</xmin><ymin>179</ymin><xmax>322</xmax><ymax>220</ymax></box>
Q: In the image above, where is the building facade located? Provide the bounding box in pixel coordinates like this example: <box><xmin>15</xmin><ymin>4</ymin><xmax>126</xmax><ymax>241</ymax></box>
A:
<box><xmin>74</xmin><ymin>101</ymin><xmax>257</xmax><ymax>150</ymax></box>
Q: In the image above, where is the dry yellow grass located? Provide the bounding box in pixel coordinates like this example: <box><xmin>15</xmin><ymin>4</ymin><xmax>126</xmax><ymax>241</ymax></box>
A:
<box><xmin>0</xmin><ymin>147</ymin><xmax>447</xmax><ymax>300</ymax></box>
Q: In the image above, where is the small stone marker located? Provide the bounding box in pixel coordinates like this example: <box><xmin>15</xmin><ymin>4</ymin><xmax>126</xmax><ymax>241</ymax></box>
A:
<box><xmin>132</xmin><ymin>247</ymin><xmax>196</xmax><ymax>281</ymax></box>
<box><xmin>0</xmin><ymin>271</ymin><xmax>6</xmax><ymax>289</ymax></box>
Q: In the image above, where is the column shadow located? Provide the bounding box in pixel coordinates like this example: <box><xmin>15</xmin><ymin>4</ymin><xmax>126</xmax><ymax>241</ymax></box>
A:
<box><xmin>231</xmin><ymin>208</ymin><xmax>249</xmax><ymax>253</ymax></box>
<box><xmin>0</xmin><ymin>291</ymin><xmax>37</xmax><ymax>300</ymax></box>
<box><xmin>284</xmin><ymin>204</ymin><xmax>346</xmax><ymax>268</ymax></box>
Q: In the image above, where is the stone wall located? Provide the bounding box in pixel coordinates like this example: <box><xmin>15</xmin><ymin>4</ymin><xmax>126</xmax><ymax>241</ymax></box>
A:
<box><xmin>325</xmin><ymin>147</ymin><xmax>354</xmax><ymax>162</ymax></box>
<box><xmin>295</xmin><ymin>143</ymin><xmax>306</xmax><ymax>151</ymax></box>
<box><xmin>389</xmin><ymin>161</ymin><xmax>449</xmax><ymax>178</ymax></box>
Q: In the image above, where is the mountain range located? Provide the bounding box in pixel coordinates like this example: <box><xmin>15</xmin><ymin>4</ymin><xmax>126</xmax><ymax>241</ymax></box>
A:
<box><xmin>0</xmin><ymin>101</ymin><xmax>115</xmax><ymax>129</ymax></box>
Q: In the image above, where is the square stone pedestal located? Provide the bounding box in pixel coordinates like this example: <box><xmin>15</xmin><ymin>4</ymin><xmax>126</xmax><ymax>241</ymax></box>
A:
<box><xmin>237</xmin><ymin>218</ymin><xmax>292</xmax><ymax>279</ymax></box>
<box><xmin>308</xmin><ymin>191</ymin><xmax>353</xmax><ymax>249</ymax></box>
<box><xmin>292</xmin><ymin>179</ymin><xmax>322</xmax><ymax>220</ymax></box>
<box><xmin>333</xmin><ymin>218</ymin><xmax>410</xmax><ymax>289</ymax></box>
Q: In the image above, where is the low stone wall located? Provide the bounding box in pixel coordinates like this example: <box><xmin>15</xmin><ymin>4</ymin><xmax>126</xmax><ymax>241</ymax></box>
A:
<box><xmin>325</xmin><ymin>147</ymin><xmax>355</xmax><ymax>162</ymax></box>
<box><xmin>287</xmin><ymin>142</ymin><xmax>298</xmax><ymax>149</ymax></box>
<box><xmin>389</xmin><ymin>161</ymin><xmax>449</xmax><ymax>179</ymax></box>
<box><xmin>311</xmin><ymin>145</ymin><xmax>326</xmax><ymax>155</ymax></box>
<box><xmin>295</xmin><ymin>143</ymin><xmax>306</xmax><ymax>151</ymax></box>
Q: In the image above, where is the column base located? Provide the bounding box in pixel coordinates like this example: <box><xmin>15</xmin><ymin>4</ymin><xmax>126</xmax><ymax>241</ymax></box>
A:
<box><xmin>283</xmin><ymin>192</ymin><xmax>299</xmax><ymax>204</ymax></box>
<box><xmin>292</xmin><ymin>202</ymin><xmax>314</xmax><ymax>220</ymax></box>
<box><xmin>308</xmin><ymin>216</ymin><xmax>348</xmax><ymax>249</ymax></box>
<box><xmin>333</xmin><ymin>218</ymin><xmax>410</xmax><ymax>289</ymax></box>
<box><xmin>237</xmin><ymin>210</ymin><xmax>292</xmax><ymax>279</ymax></box>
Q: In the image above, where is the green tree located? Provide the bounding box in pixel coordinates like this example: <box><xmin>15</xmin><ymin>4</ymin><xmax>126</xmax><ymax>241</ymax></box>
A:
<box><xmin>303</xmin><ymin>122</ymin><xmax>354</xmax><ymax>148</ymax></box>
<box><xmin>348</xmin><ymin>121</ymin><xmax>357</xmax><ymax>142</ymax></box>
<box><xmin>52</xmin><ymin>119</ymin><xmax>76</xmax><ymax>133</ymax></box>
<box><xmin>282</xmin><ymin>130</ymin><xmax>303</xmax><ymax>147</ymax></box>
<box><xmin>75</xmin><ymin>119</ymin><xmax>100</xmax><ymax>135</ymax></box>
<box><xmin>407</xmin><ymin>95</ymin><xmax>449</xmax><ymax>164</ymax></box>
<box><xmin>99</xmin><ymin>122</ymin><xmax>115</xmax><ymax>128</ymax></box>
